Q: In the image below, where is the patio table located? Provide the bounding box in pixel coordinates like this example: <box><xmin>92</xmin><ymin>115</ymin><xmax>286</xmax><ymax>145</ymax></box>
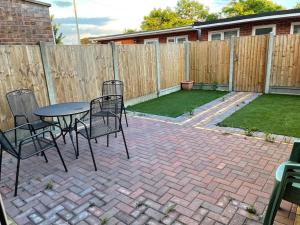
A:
<box><xmin>34</xmin><ymin>102</ymin><xmax>90</xmax><ymax>157</ymax></box>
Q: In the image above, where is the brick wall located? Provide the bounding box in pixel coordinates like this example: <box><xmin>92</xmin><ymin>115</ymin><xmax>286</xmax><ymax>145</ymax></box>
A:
<box><xmin>97</xmin><ymin>30</ymin><xmax>198</xmax><ymax>44</ymax></box>
<box><xmin>200</xmin><ymin>18</ymin><xmax>300</xmax><ymax>41</ymax></box>
<box><xmin>0</xmin><ymin>0</ymin><xmax>54</xmax><ymax>45</ymax></box>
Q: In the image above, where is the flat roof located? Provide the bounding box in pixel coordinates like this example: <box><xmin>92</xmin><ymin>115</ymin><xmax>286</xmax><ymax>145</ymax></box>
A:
<box><xmin>89</xmin><ymin>26</ymin><xmax>194</xmax><ymax>41</ymax></box>
<box><xmin>193</xmin><ymin>8</ymin><xmax>300</xmax><ymax>28</ymax></box>
<box><xmin>23</xmin><ymin>0</ymin><xmax>51</xmax><ymax>7</ymax></box>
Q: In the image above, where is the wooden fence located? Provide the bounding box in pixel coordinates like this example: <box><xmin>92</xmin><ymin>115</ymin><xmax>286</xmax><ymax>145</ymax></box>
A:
<box><xmin>1</xmin><ymin>33</ymin><xmax>300</xmax><ymax>129</ymax></box>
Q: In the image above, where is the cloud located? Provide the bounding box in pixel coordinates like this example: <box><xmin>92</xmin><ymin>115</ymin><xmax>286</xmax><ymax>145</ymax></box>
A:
<box><xmin>53</xmin><ymin>0</ymin><xmax>72</xmax><ymax>7</ymax></box>
<box><xmin>54</xmin><ymin>17</ymin><xmax>113</xmax><ymax>26</ymax></box>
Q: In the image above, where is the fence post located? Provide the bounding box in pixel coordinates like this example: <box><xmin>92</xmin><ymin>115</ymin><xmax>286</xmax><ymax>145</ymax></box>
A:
<box><xmin>39</xmin><ymin>42</ymin><xmax>56</xmax><ymax>105</ymax></box>
<box><xmin>110</xmin><ymin>41</ymin><xmax>119</xmax><ymax>80</ymax></box>
<box><xmin>265</xmin><ymin>33</ymin><xmax>274</xmax><ymax>94</ymax></box>
<box><xmin>184</xmin><ymin>41</ymin><xmax>190</xmax><ymax>81</ymax></box>
<box><xmin>155</xmin><ymin>42</ymin><xmax>161</xmax><ymax>97</ymax></box>
<box><xmin>228</xmin><ymin>36</ymin><xmax>235</xmax><ymax>92</ymax></box>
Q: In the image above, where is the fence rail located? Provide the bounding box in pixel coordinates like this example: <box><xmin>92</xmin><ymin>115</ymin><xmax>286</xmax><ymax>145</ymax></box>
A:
<box><xmin>1</xmin><ymin>33</ymin><xmax>300</xmax><ymax>129</ymax></box>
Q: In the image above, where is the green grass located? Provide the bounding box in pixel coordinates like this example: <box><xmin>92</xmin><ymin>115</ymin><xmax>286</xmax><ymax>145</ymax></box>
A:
<box><xmin>219</xmin><ymin>94</ymin><xmax>300</xmax><ymax>137</ymax></box>
<box><xmin>127</xmin><ymin>90</ymin><xmax>227</xmax><ymax>118</ymax></box>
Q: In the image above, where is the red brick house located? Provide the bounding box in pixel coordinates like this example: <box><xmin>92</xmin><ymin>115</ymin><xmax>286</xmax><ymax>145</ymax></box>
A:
<box><xmin>0</xmin><ymin>0</ymin><xmax>54</xmax><ymax>45</ymax></box>
<box><xmin>90</xmin><ymin>8</ymin><xmax>300</xmax><ymax>44</ymax></box>
<box><xmin>89</xmin><ymin>26</ymin><xmax>198</xmax><ymax>44</ymax></box>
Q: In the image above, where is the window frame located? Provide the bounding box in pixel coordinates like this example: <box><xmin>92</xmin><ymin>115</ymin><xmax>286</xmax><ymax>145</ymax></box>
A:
<box><xmin>144</xmin><ymin>38</ymin><xmax>159</xmax><ymax>44</ymax></box>
<box><xmin>208</xmin><ymin>28</ymin><xmax>240</xmax><ymax>41</ymax></box>
<box><xmin>252</xmin><ymin>24</ymin><xmax>276</xmax><ymax>36</ymax></box>
<box><xmin>167</xmin><ymin>35</ymin><xmax>189</xmax><ymax>44</ymax></box>
<box><xmin>290</xmin><ymin>22</ymin><xmax>300</xmax><ymax>34</ymax></box>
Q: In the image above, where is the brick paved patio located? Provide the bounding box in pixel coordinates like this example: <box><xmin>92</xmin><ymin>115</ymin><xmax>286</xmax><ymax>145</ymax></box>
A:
<box><xmin>0</xmin><ymin>116</ymin><xmax>297</xmax><ymax>225</ymax></box>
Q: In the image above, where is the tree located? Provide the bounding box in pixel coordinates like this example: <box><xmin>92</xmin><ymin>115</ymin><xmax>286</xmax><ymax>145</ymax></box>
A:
<box><xmin>124</xmin><ymin>28</ymin><xmax>138</xmax><ymax>34</ymax></box>
<box><xmin>175</xmin><ymin>0</ymin><xmax>209</xmax><ymax>22</ymax></box>
<box><xmin>295</xmin><ymin>3</ymin><xmax>300</xmax><ymax>8</ymax></box>
<box><xmin>141</xmin><ymin>8</ymin><xmax>190</xmax><ymax>31</ymax></box>
<box><xmin>141</xmin><ymin>0</ymin><xmax>210</xmax><ymax>31</ymax></box>
<box><xmin>222</xmin><ymin>0</ymin><xmax>284</xmax><ymax>17</ymax></box>
<box><xmin>206</xmin><ymin>13</ymin><xmax>220</xmax><ymax>21</ymax></box>
<box><xmin>50</xmin><ymin>15</ymin><xmax>65</xmax><ymax>44</ymax></box>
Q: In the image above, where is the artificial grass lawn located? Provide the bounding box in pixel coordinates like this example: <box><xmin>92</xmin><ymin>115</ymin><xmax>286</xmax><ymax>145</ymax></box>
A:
<box><xmin>219</xmin><ymin>94</ymin><xmax>300</xmax><ymax>137</ymax></box>
<box><xmin>127</xmin><ymin>90</ymin><xmax>227</xmax><ymax>118</ymax></box>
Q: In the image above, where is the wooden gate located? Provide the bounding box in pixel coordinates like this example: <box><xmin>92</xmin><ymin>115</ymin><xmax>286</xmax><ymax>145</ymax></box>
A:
<box><xmin>233</xmin><ymin>35</ymin><xmax>268</xmax><ymax>92</ymax></box>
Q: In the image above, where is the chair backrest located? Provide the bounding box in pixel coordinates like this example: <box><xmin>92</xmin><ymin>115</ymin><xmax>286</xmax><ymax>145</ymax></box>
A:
<box><xmin>89</xmin><ymin>95</ymin><xmax>123</xmax><ymax>135</ymax></box>
<box><xmin>102</xmin><ymin>80</ymin><xmax>124</xmax><ymax>96</ymax></box>
<box><xmin>6</xmin><ymin>89</ymin><xmax>40</xmax><ymax>124</ymax></box>
<box><xmin>289</xmin><ymin>141</ymin><xmax>300</xmax><ymax>163</ymax></box>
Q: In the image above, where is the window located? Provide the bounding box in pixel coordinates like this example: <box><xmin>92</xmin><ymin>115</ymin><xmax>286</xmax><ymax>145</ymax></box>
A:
<box><xmin>208</xmin><ymin>29</ymin><xmax>239</xmax><ymax>41</ymax></box>
<box><xmin>144</xmin><ymin>38</ymin><xmax>159</xmax><ymax>44</ymax></box>
<box><xmin>252</xmin><ymin>25</ymin><xmax>276</xmax><ymax>36</ymax></box>
<box><xmin>167</xmin><ymin>35</ymin><xmax>188</xmax><ymax>44</ymax></box>
<box><xmin>291</xmin><ymin>22</ymin><xmax>300</xmax><ymax>34</ymax></box>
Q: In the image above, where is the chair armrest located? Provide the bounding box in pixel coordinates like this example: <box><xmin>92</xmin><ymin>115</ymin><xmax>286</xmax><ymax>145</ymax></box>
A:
<box><xmin>4</xmin><ymin>123</ymin><xmax>34</xmax><ymax>133</ymax></box>
<box><xmin>18</xmin><ymin>130</ymin><xmax>56</xmax><ymax>153</ymax></box>
<box><xmin>75</xmin><ymin>118</ymin><xmax>89</xmax><ymax>133</ymax></box>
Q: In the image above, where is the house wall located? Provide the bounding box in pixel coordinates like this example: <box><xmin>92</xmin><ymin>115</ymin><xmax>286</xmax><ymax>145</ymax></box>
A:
<box><xmin>200</xmin><ymin>18</ymin><xmax>300</xmax><ymax>41</ymax></box>
<box><xmin>96</xmin><ymin>30</ymin><xmax>198</xmax><ymax>44</ymax></box>
<box><xmin>0</xmin><ymin>0</ymin><xmax>54</xmax><ymax>44</ymax></box>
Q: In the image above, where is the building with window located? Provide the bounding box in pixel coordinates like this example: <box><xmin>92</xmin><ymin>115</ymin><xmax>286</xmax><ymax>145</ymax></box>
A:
<box><xmin>194</xmin><ymin>9</ymin><xmax>300</xmax><ymax>41</ymax></box>
<box><xmin>89</xmin><ymin>9</ymin><xmax>300</xmax><ymax>45</ymax></box>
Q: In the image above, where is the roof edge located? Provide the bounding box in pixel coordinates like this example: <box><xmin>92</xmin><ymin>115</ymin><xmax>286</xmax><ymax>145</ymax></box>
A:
<box><xmin>23</xmin><ymin>0</ymin><xmax>51</xmax><ymax>7</ymax></box>
<box><xmin>89</xmin><ymin>26</ymin><xmax>194</xmax><ymax>41</ymax></box>
<box><xmin>193</xmin><ymin>8</ymin><xmax>300</xmax><ymax>28</ymax></box>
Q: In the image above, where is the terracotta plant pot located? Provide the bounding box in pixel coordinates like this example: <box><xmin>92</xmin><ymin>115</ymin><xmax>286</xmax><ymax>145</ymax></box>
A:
<box><xmin>181</xmin><ymin>81</ymin><xmax>194</xmax><ymax>90</ymax></box>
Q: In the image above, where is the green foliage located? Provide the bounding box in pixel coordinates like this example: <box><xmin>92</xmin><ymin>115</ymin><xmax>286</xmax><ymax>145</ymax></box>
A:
<box><xmin>141</xmin><ymin>7</ymin><xmax>189</xmax><ymax>31</ymax></box>
<box><xmin>141</xmin><ymin>0</ymin><xmax>210</xmax><ymax>30</ymax></box>
<box><xmin>100</xmin><ymin>217</ymin><xmax>108</xmax><ymax>225</ymax></box>
<box><xmin>176</xmin><ymin>0</ymin><xmax>209</xmax><ymax>21</ymax></box>
<box><xmin>219</xmin><ymin>94</ymin><xmax>300</xmax><ymax>138</ymax></box>
<box><xmin>124</xmin><ymin>28</ymin><xmax>138</xmax><ymax>34</ymax></box>
<box><xmin>127</xmin><ymin>90</ymin><xmax>227</xmax><ymax>118</ymax></box>
<box><xmin>45</xmin><ymin>180</ymin><xmax>54</xmax><ymax>190</ymax></box>
<box><xmin>246</xmin><ymin>205</ymin><xmax>257</xmax><ymax>215</ymax></box>
<box><xmin>295</xmin><ymin>2</ymin><xmax>300</xmax><ymax>8</ymax></box>
<box><xmin>206</xmin><ymin>13</ymin><xmax>220</xmax><ymax>21</ymax></box>
<box><xmin>222</xmin><ymin>0</ymin><xmax>284</xmax><ymax>17</ymax></box>
<box><xmin>51</xmin><ymin>15</ymin><xmax>65</xmax><ymax>44</ymax></box>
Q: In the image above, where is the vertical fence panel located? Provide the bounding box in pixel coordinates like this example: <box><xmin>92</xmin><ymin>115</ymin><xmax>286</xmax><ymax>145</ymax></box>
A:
<box><xmin>159</xmin><ymin>44</ymin><xmax>185</xmax><ymax>89</ymax></box>
<box><xmin>117</xmin><ymin>44</ymin><xmax>156</xmax><ymax>100</ymax></box>
<box><xmin>189</xmin><ymin>40</ymin><xmax>230</xmax><ymax>85</ymax></box>
<box><xmin>271</xmin><ymin>34</ymin><xmax>300</xmax><ymax>88</ymax></box>
<box><xmin>0</xmin><ymin>45</ymin><xmax>49</xmax><ymax>130</ymax></box>
<box><xmin>45</xmin><ymin>44</ymin><xmax>114</xmax><ymax>103</ymax></box>
<box><xmin>233</xmin><ymin>35</ymin><xmax>268</xmax><ymax>92</ymax></box>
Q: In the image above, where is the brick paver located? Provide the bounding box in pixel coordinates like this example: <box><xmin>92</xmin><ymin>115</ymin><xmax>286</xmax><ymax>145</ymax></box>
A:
<box><xmin>0</xmin><ymin>116</ymin><xmax>296</xmax><ymax>224</ymax></box>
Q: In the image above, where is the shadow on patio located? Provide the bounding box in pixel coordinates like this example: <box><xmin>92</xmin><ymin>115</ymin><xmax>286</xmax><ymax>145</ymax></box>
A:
<box><xmin>0</xmin><ymin>116</ymin><xmax>296</xmax><ymax>225</ymax></box>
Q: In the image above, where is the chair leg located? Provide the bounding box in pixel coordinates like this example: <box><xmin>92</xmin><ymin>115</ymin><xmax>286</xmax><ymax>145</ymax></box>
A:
<box><xmin>75</xmin><ymin>132</ymin><xmax>79</xmax><ymax>159</ymax></box>
<box><xmin>54</xmin><ymin>145</ymin><xmax>68</xmax><ymax>173</ymax></box>
<box><xmin>107</xmin><ymin>135</ymin><xmax>109</xmax><ymax>147</ymax></box>
<box><xmin>120</xmin><ymin>128</ymin><xmax>130</xmax><ymax>159</ymax></box>
<box><xmin>123</xmin><ymin>107</ymin><xmax>129</xmax><ymax>127</ymax></box>
<box><xmin>95</xmin><ymin>138</ymin><xmax>98</xmax><ymax>143</ymax></box>
<box><xmin>42</xmin><ymin>152</ymin><xmax>48</xmax><ymax>163</ymax></box>
<box><xmin>87</xmin><ymin>139</ymin><xmax>97</xmax><ymax>171</ymax></box>
<box><xmin>263</xmin><ymin>181</ymin><xmax>283</xmax><ymax>225</ymax></box>
<box><xmin>14</xmin><ymin>158</ymin><xmax>21</xmax><ymax>197</ymax></box>
<box><xmin>0</xmin><ymin>148</ymin><xmax>2</xmax><ymax>181</ymax></box>
<box><xmin>62</xmin><ymin>134</ymin><xmax>66</xmax><ymax>144</ymax></box>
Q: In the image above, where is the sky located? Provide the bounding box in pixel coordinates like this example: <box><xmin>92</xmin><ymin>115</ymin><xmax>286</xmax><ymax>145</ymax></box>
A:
<box><xmin>43</xmin><ymin>0</ymin><xmax>299</xmax><ymax>44</ymax></box>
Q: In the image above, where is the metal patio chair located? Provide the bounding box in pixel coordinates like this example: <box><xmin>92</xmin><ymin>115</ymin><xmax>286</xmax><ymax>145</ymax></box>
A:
<box><xmin>6</xmin><ymin>89</ymin><xmax>57</xmax><ymax>133</ymax></box>
<box><xmin>102</xmin><ymin>80</ymin><xmax>128</xmax><ymax>127</ymax></box>
<box><xmin>0</xmin><ymin>124</ymin><xmax>68</xmax><ymax>196</ymax></box>
<box><xmin>263</xmin><ymin>141</ymin><xmax>300</xmax><ymax>225</ymax></box>
<box><xmin>75</xmin><ymin>95</ymin><xmax>130</xmax><ymax>171</ymax></box>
